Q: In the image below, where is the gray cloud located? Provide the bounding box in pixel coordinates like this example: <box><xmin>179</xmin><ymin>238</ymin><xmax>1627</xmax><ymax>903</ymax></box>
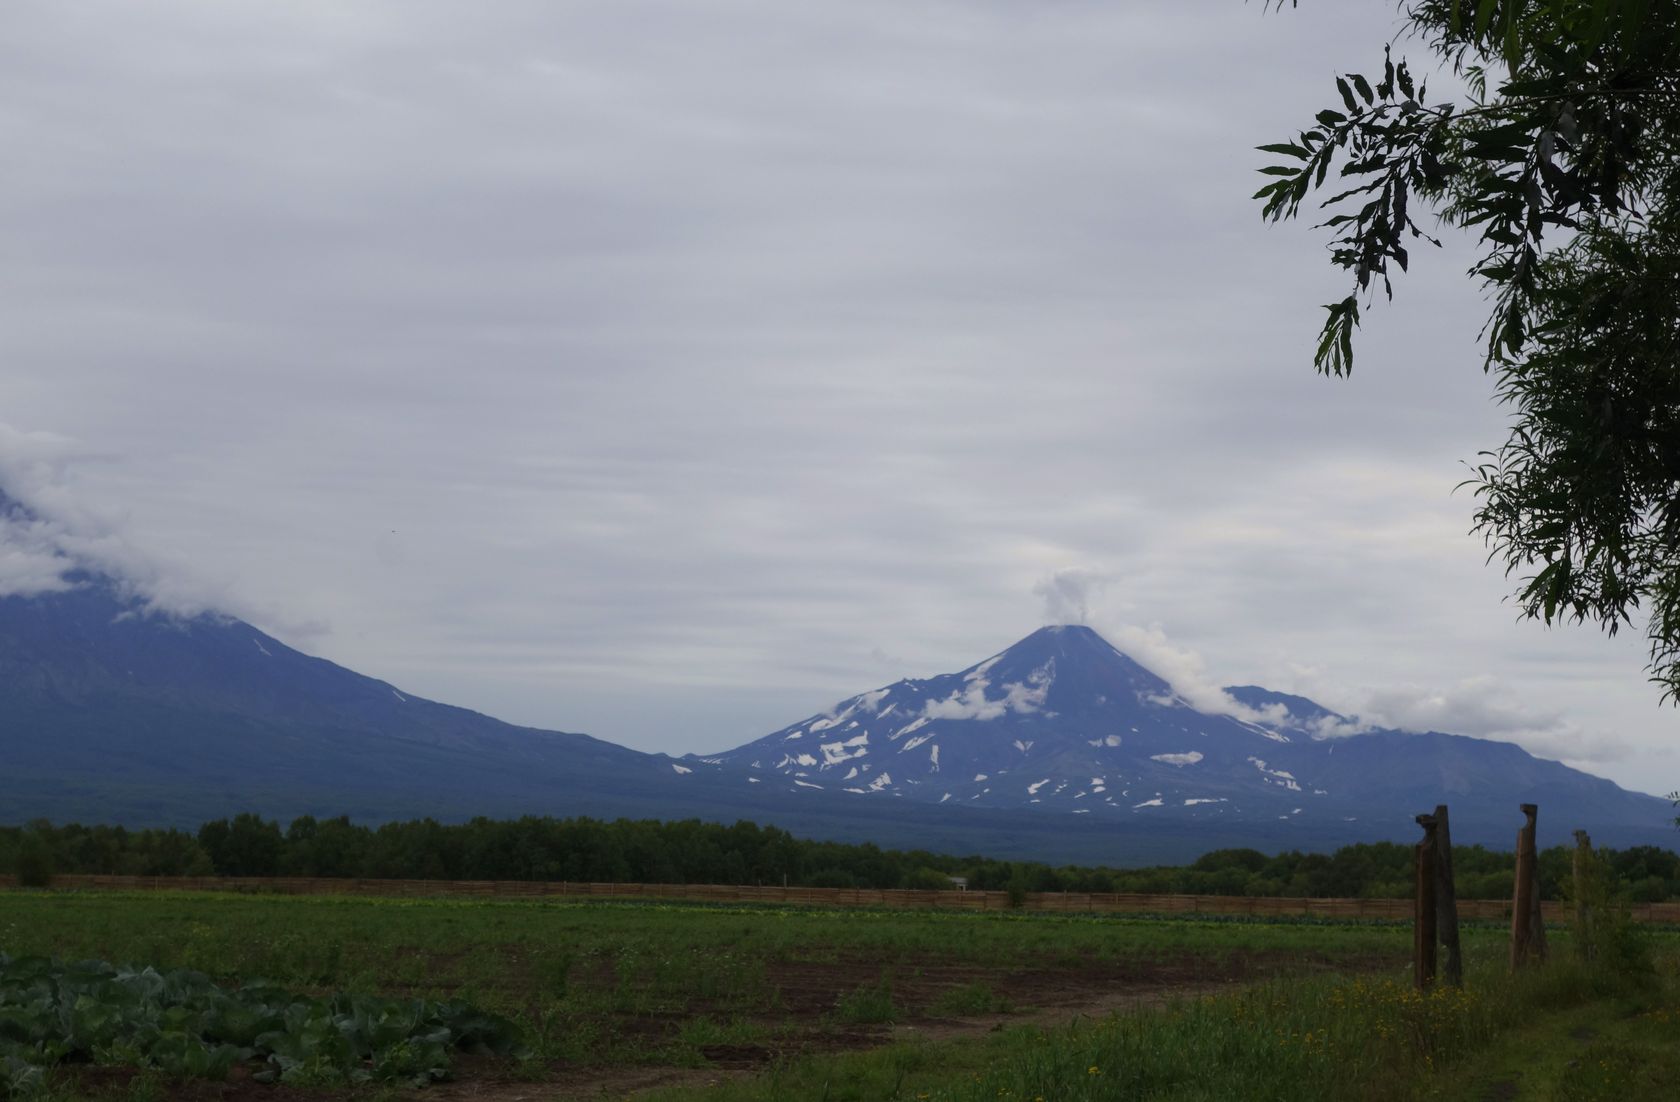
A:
<box><xmin>1034</xmin><ymin>567</ymin><xmax>1109</xmax><ymax>626</ymax></box>
<box><xmin>0</xmin><ymin>2</ymin><xmax>1675</xmax><ymax>794</ymax></box>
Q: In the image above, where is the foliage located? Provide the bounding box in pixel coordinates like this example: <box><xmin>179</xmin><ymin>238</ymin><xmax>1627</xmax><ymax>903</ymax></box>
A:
<box><xmin>1259</xmin><ymin>0</ymin><xmax>1680</xmax><ymax>698</ymax></box>
<box><xmin>1567</xmin><ymin>842</ymin><xmax>1655</xmax><ymax>972</ymax></box>
<box><xmin>9</xmin><ymin>836</ymin><xmax>49</xmax><ymax>891</ymax></box>
<box><xmin>640</xmin><ymin>947</ymin><xmax>1680</xmax><ymax>1102</ymax></box>
<box><xmin>0</xmin><ymin>889</ymin><xmax>1429</xmax><ymax>1081</ymax></box>
<box><xmin>902</xmin><ymin>957</ymin><xmax>1666</xmax><ymax>1102</ymax></box>
<box><xmin>928</xmin><ymin>982</ymin><xmax>1013</xmax><ymax>1017</ymax></box>
<box><xmin>6</xmin><ymin>814</ymin><xmax>1679</xmax><ymax>900</ymax></box>
<box><xmin>195</xmin><ymin>813</ymin><xmax>283</xmax><ymax>877</ymax></box>
<box><xmin>833</xmin><ymin>977</ymin><xmax>898</xmax><ymax>1025</ymax></box>
<box><xmin>0</xmin><ymin>952</ymin><xmax>526</xmax><ymax>1096</ymax></box>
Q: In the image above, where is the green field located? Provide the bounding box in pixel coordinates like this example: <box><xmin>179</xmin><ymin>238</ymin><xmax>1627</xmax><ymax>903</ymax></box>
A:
<box><xmin>1</xmin><ymin>889</ymin><xmax>1675</xmax><ymax>1100</ymax></box>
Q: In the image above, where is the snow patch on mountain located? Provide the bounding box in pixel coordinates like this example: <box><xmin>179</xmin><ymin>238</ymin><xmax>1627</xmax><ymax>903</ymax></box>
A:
<box><xmin>820</xmin><ymin>734</ymin><xmax>868</xmax><ymax>766</ymax></box>
<box><xmin>893</xmin><ymin>716</ymin><xmax>930</xmax><ymax>740</ymax></box>
<box><xmin>923</xmin><ymin>661</ymin><xmax>1053</xmax><ymax>721</ymax></box>
<box><xmin>1248</xmin><ymin>756</ymin><xmax>1302</xmax><ymax>791</ymax></box>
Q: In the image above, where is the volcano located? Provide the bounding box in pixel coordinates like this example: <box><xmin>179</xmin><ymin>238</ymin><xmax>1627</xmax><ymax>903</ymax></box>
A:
<box><xmin>2</xmin><ymin>474</ymin><xmax>1673</xmax><ymax>858</ymax></box>
<box><xmin>694</xmin><ymin>625</ymin><xmax>1677</xmax><ymax>848</ymax></box>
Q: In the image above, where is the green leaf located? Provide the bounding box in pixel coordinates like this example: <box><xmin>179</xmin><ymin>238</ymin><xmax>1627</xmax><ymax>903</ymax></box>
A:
<box><xmin>1464</xmin><ymin>121</ymin><xmax>1536</xmax><ymax>148</ymax></box>
<box><xmin>1474</xmin><ymin>0</ymin><xmax>1500</xmax><ymax>38</ymax></box>
<box><xmin>1336</xmin><ymin>77</ymin><xmax>1358</xmax><ymax>113</ymax></box>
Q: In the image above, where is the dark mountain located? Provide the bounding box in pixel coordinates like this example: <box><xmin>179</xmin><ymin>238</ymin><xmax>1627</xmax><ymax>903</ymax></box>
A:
<box><xmin>0</xmin><ymin>577</ymin><xmax>695</xmax><ymax>823</ymax></box>
<box><xmin>695</xmin><ymin>625</ymin><xmax>1677</xmax><ymax>850</ymax></box>
<box><xmin>3</xmin><ymin>581</ymin><xmax>1307</xmax><ymax>862</ymax></box>
<box><xmin>1</xmin><ymin>480</ymin><xmax>1672</xmax><ymax>861</ymax></box>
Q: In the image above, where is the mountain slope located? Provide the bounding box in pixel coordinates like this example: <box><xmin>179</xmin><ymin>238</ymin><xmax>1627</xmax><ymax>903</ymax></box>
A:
<box><xmin>696</xmin><ymin>625</ymin><xmax>1676</xmax><ymax>848</ymax></box>
<box><xmin>2</xmin><ymin>477</ymin><xmax>1671</xmax><ymax>859</ymax></box>
<box><xmin>1</xmin><ymin>585</ymin><xmax>1316</xmax><ymax>862</ymax></box>
<box><xmin>700</xmin><ymin>626</ymin><xmax>1308</xmax><ymax>814</ymax></box>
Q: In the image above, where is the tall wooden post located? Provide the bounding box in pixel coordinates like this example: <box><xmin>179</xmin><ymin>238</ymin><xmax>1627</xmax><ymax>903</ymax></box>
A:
<box><xmin>1434</xmin><ymin>804</ymin><xmax>1463</xmax><ymax>987</ymax></box>
<box><xmin>1511</xmin><ymin>803</ymin><xmax>1540</xmax><ymax>970</ymax></box>
<box><xmin>1414</xmin><ymin>813</ymin><xmax>1438</xmax><ymax>990</ymax></box>
<box><xmin>1573</xmin><ymin>829</ymin><xmax>1594</xmax><ymax>961</ymax></box>
<box><xmin>1529</xmin><ymin>816</ymin><xmax>1550</xmax><ymax>962</ymax></box>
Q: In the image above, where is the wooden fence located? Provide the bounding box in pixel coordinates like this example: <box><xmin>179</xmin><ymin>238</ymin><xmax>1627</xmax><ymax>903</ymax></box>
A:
<box><xmin>4</xmin><ymin>873</ymin><xmax>1679</xmax><ymax>923</ymax></box>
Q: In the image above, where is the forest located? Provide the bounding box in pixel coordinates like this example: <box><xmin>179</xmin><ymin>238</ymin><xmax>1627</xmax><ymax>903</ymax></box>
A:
<box><xmin>3</xmin><ymin>813</ymin><xmax>1678</xmax><ymax>902</ymax></box>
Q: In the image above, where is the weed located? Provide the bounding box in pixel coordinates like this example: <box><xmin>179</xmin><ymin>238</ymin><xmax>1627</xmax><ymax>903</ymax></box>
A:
<box><xmin>929</xmin><ymin>982</ymin><xmax>1012</xmax><ymax>1017</ymax></box>
<box><xmin>679</xmin><ymin>1016</ymin><xmax>768</xmax><ymax>1048</ymax></box>
<box><xmin>834</xmin><ymin>977</ymin><xmax>897</xmax><ymax>1025</ymax></box>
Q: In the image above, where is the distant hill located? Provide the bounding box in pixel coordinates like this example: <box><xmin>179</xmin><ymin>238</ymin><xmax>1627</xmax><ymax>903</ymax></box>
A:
<box><xmin>693</xmin><ymin>625</ymin><xmax>1678</xmax><ymax>850</ymax></box>
<box><xmin>2</xmin><ymin>489</ymin><xmax>1673</xmax><ymax>860</ymax></box>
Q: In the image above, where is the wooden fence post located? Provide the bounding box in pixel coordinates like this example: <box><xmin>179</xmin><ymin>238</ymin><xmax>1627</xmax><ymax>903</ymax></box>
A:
<box><xmin>1573</xmin><ymin>829</ymin><xmax>1594</xmax><ymax>961</ymax></box>
<box><xmin>1529</xmin><ymin>820</ymin><xmax>1550</xmax><ymax>962</ymax></box>
<box><xmin>1434</xmin><ymin>804</ymin><xmax>1463</xmax><ymax>987</ymax></box>
<box><xmin>1414</xmin><ymin>813</ymin><xmax>1438</xmax><ymax>990</ymax></box>
<box><xmin>1510</xmin><ymin>803</ymin><xmax>1544</xmax><ymax>969</ymax></box>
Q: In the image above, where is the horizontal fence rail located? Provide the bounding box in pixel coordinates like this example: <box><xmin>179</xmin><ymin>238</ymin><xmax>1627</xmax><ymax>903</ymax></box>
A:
<box><xmin>4</xmin><ymin>873</ymin><xmax>1679</xmax><ymax>923</ymax></box>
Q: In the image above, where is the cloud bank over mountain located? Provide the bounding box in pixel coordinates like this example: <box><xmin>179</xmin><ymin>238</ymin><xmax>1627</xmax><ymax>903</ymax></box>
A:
<box><xmin>0</xmin><ymin>2</ymin><xmax>1671</xmax><ymax>794</ymax></box>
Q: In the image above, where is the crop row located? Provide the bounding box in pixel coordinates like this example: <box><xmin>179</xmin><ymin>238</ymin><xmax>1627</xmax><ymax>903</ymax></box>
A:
<box><xmin>0</xmin><ymin>952</ymin><xmax>526</xmax><ymax>1095</ymax></box>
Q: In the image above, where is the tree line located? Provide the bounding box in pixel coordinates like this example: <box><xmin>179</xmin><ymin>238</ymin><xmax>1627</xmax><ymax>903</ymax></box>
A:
<box><xmin>2</xmin><ymin>814</ymin><xmax>1677</xmax><ymax>902</ymax></box>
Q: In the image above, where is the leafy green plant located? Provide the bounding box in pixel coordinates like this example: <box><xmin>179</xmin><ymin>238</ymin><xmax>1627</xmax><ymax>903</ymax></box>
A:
<box><xmin>0</xmin><ymin>953</ymin><xmax>528</xmax><ymax>1096</ymax></box>
<box><xmin>11</xmin><ymin>836</ymin><xmax>51</xmax><ymax>890</ymax></box>
<box><xmin>928</xmin><ymin>982</ymin><xmax>1012</xmax><ymax>1017</ymax></box>
<box><xmin>1567</xmin><ymin>845</ymin><xmax>1654</xmax><ymax>977</ymax></box>
<box><xmin>833</xmin><ymin>977</ymin><xmax>897</xmax><ymax>1025</ymax></box>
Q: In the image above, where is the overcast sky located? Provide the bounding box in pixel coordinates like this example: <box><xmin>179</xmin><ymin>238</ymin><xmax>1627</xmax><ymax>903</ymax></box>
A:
<box><xmin>2</xmin><ymin>1</ymin><xmax>1675</xmax><ymax>798</ymax></box>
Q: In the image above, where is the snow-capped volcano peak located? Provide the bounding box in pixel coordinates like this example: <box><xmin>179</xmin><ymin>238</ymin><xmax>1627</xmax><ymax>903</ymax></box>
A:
<box><xmin>696</xmin><ymin>625</ymin><xmax>1313</xmax><ymax>812</ymax></box>
<box><xmin>689</xmin><ymin>626</ymin><xmax>1674</xmax><ymax>842</ymax></box>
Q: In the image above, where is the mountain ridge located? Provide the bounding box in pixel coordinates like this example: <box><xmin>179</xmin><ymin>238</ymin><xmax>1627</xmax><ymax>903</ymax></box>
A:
<box><xmin>1</xmin><ymin>505</ymin><xmax>1673</xmax><ymax>859</ymax></box>
<box><xmin>690</xmin><ymin>624</ymin><xmax>1675</xmax><ymax>847</ymax></box>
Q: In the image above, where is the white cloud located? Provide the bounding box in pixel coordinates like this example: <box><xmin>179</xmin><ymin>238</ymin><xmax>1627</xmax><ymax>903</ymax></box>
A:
<box><xmin>923</xmin><ymin>679</ymin><xmax>1008</xmax><ymax>721</ymax></box>
<box><xmin>1094</xmin><ymin>619</ymin><xmax>1284</xmax><ymax>727</ymax></box>
<box><xmin>1353</xmin><ymin>677</ymin><xmax>1630</xmax><ymax>764</ymax></box>
<box><xmin>923</xmin><ymin>665</ymin><xmax>1051</xmax><ymax>721</ymax></box>
<box><xmin>1034</xmin><ymin>567</ymin><xmax>1109</xmax><ymax>626</ymax></box>
<box><xmin>0</xmin><ymin>422</ymin><xmax>326</xmax><ymax>636</ymax></box>
<box><xmin>0</xmin><ymin>3</ymin><xmax>1674</xmax><ymax>798</ymax></box>
<box><xmin>0</xmin><ymin>520</ymin><xmax>75</xmax><ymax>599</ymax></box>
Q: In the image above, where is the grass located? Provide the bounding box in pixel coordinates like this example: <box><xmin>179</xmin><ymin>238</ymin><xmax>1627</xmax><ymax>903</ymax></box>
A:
<box><xmin>7</xmin><ymin>888</ymin><xmax>1673</xmax><ymax>1099</ymax></box>
<box><xmin>0</xmin><ymin>890</ymin><xmax>1424</xmax><ymax>976</ymax></box>
<box><xmin>641</xmin><ymin>941</ymin><xmax>1680</xmax><ymax>1102</ymax></box>
<box><xmin>928</xmin><ymin>981</ymin><xmax>1013</xmax><ymax>1017</ymax></box>
<box><xmin>833</xmin><ymin>976</ymin><xmax>898</xmax><ymax>1024</ymax></box>
<box><xmin>0</xmin><ymin>888</ymin><xmax>1420</xmax><ymax>1082</ymax></box>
